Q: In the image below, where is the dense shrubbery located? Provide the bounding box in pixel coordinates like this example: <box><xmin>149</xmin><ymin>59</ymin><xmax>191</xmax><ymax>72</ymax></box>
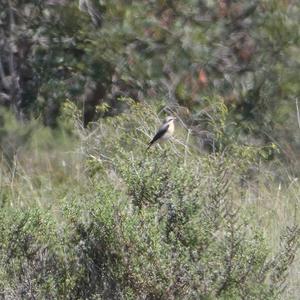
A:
<box><xmin>0</xmin><ymin>105</ymin><xmax>298</xmax><ymax>299</ymax></box>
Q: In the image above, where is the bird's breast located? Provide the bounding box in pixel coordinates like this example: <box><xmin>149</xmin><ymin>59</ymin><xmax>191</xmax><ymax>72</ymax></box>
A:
<box><xmin>162</xmin><ymin>122</ymin><xmax>174</xmax><ymax>139</ymax></box>
<box><xmin>168</xmin><ymin>122</ymin><xmax>175</xmax><ymax>134</ymax></box>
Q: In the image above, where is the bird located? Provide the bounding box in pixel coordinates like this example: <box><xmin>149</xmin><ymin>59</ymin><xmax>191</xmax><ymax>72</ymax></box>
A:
<box><xmin>147</xmin><ymin>116</ymin><xmax>176</xmax><ymax>150</ymax></box>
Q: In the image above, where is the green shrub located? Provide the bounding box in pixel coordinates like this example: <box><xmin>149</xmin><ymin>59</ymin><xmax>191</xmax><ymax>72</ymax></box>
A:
<box><xmin>0</xmin><ymin>104</ymin><xmax>298</xmax><ymax>299</ymax></box>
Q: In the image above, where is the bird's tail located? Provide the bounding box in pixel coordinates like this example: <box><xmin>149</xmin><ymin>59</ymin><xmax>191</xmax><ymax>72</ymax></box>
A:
<box><xmin>146</xmin><ymin>143</ymin><xmax>152</xmax><ymax>151</ymax></box>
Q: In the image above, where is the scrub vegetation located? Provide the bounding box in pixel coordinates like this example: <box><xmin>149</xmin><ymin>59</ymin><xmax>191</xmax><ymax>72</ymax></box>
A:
<box><xmin>0</xmin><ymin>1</ymin><xmax>299</xmax><ymax>299</ymax></box>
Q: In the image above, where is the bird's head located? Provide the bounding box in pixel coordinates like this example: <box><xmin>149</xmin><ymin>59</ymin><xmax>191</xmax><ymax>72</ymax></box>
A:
<box><xmin>165</xmin><ymin>116</ymin><xmax>176</xmax><ymax>124</ymax></box>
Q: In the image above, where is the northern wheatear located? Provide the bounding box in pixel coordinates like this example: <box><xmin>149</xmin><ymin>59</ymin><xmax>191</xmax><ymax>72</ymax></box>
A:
<box><xmin>147</xmin><ymin>116</ymin><xmax>176</xmax><ymax>150</ymax></box>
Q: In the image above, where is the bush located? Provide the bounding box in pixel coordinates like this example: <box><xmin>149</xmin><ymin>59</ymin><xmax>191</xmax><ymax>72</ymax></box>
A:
<box><xmin>0</xmin><ymin>104</ymin><xmax>298</xmax><ymax>299</ymax></box>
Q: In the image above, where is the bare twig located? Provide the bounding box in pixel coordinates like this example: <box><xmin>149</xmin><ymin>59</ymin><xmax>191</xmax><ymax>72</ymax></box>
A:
<box><xmin>296</xmin><ymin>98</ymin><xmax>300</xmax><ymax>130</ymax></box>
<box><xmin>78</xmin><ymin>0</ymin><xmax>102</xmax><ymax>27</ymax></box>
<box><xmin>184</xmin><ymin>129</ymin><xmax>191</xmax><ymax>166</ymax></box>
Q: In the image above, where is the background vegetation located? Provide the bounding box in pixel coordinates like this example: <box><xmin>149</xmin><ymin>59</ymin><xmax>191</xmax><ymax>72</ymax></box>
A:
<box><xmin>0</xmin><ymin>0</ymin><xmax>299</xmax><ymax>299</ymax></box>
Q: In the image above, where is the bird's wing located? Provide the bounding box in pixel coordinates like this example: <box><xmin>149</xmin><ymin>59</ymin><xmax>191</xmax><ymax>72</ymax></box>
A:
<box><xmin>148</xmin><ymin>123</ymin><xmax>169</xmax><ymax>148</ymax></box>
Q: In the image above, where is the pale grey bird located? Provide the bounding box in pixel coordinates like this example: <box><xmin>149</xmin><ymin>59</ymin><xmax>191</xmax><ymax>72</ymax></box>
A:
<box><xmin>147</xmin><ymin>116</ymin><xmax>176</xmax><ymax>150</ymax></box>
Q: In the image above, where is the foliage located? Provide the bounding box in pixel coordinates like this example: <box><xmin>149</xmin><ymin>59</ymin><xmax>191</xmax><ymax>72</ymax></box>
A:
<box><xmin>0</xmin><ymin>0</ymin><xmax>299</xmax><ymax>298</ymax></box>
<box><xmin>0</xmin><ymin>106</ymin><xmax>298</xmax><ymax>299</ymax></box>
<box><xmin>0</xmin><ymin>1</ymin><xmax>299</xmax><ymax>165</ymax></box>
